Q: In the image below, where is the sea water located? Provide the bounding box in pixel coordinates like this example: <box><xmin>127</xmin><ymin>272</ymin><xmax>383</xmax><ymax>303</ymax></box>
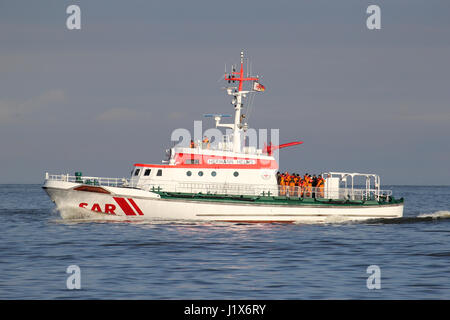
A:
<box><xmin>0</xmin><ymin>184</ymin><xmax>449</xmax><ymax>299</ymax></box>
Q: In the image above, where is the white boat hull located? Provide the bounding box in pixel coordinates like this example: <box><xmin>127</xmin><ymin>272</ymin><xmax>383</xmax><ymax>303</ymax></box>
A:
<box><xmin>43</xmin><ymin>180</ymin><xmax>404</xmax><ymax>223</ymax></box>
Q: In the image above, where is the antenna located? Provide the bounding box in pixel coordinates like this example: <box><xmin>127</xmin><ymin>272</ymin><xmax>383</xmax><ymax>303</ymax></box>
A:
<box><xmin>246</xmin><ymin>58</ymin><xmax>249</xmax><ymax>77</ymax></box>
<box><xmin>221</xmin><ymin>51</ymin><xmax>265</xmax><ymax>152</ymax></box>
<box><xmin>224</xmin><ymin>51</ymin><xmax>259</xmax><ymax>92</ymax></box>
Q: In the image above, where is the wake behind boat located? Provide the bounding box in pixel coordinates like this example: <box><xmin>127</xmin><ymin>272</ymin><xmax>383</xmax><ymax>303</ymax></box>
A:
<box><xmin>43</xmin><ymin>51</ymin><xmax>404</xmax><ymax>223</ymax></box>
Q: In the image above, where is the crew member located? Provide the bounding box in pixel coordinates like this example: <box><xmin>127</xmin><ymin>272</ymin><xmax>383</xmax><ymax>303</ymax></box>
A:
<box><xmin>317</xmin><ymin>175</ymin><xmax>325</xmax><ymax>198</ymax></box>
<box><xmin>312</xmin><ymin>175</ymin><xmax>318</xmax><ymax>198</ymax></box>
<box><xmin>293</xmin><ymin>174</ymin><xmax>300</xmax><ymax>197</ymax></box>
<box><xmin>285</xmin><ymin>173</ymin><xmax>292</xmax><ymax>196</ymax></box>
<box><xmin>297</xmin><ymin>176</ymin><xmax>303</xmax><ymax>198</ymax></box>
<box><xmin>279</xmin><ymin>173</ymin><xmax>286</xmax><ymax>196</ymax></box>
<box><xmin>305</xmin><ymin>174</ymin><xmax>312</xmax><ymax>197</ymax></box>
<box><xmin>202</xmin><ymin>136</ymin><xmax>210</xmax><ymax>149</ymax></box>
<box><xmin>289</xmin><ymin>174</ymin><xmax>296</xmax><ymax>197</ymax></box>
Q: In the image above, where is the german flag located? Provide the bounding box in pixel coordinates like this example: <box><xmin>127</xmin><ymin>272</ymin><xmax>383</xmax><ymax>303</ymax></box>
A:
<box><xmin>253</xmin><ymin>81</ymin><xmax>266</xmax><ymax>92</ymax></box>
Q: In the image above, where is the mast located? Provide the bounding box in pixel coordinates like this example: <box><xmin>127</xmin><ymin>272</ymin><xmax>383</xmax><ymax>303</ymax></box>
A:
<box><xmin>218</xmin><ymin>51</ymin><xmax>262</xmax><ymax>153</ymax></box>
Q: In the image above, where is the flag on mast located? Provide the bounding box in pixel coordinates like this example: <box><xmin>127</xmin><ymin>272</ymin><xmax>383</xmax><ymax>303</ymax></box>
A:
<box><xmin>253</xmin><ymin>81</ymin><xmax>266</xmax><ymax>92</ymax></box>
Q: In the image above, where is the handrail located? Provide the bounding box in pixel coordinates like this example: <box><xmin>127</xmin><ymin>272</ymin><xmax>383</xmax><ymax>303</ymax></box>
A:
<box><xmin>143</xmin><ymin>182</ymin><xmax>391</xmax><ymax>202</ymax></box>
<box><xmin>46</xmin><ymin>173</ymin><xmax>133</xmax><ymax>187</ymax></box>
<box><xmin>45</xmin><ymin>173</ymin><xmax>392</xmax><ymax>202</ymax></box>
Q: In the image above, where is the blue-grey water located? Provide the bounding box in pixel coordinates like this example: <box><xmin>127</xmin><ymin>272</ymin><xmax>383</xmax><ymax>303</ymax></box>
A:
<box><xmin>0</xmin><ymin>184</ymin><xmax>449</xmax><ymax>299</ymax></box>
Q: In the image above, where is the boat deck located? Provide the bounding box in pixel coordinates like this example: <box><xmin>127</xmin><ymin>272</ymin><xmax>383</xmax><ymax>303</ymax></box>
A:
<box><xmin>154</xmin><ymin>190</ymin><xmax>404</xmax><ymax>207</ymax></box>
<box><xmin>45</xmin><ymin>172</ymin><xmax>400</xmax><ymax>206</ymax></box>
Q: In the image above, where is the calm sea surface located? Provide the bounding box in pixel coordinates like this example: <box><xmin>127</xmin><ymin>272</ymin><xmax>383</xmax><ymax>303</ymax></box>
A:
<box><xmin>0</xmin><ymin>184</ymin><xmax>449</xmax><ymax>299</ymax></box>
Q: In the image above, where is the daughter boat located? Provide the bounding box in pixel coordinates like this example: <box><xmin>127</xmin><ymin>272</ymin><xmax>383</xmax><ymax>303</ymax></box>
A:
<box><xmin>43</xmin><ymin>51</ymin><xmax>404</xmax><ymax>223</ymax></box>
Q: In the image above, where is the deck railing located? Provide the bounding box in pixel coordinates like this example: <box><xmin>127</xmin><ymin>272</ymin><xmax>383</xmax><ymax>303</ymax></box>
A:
<box><xmin>45</xmin><ymin>173</ymin><xmax>133</xmax><ymax>187</ymax></box>
<box><xmin>144</xmin><ymin>182</ymin><xmax>391</xmax><ymax>202</ymax></box>
<box><xmin>45</xmin><ymin>173</ymin><xmax>392</xmax><ymax>202</ymax></box>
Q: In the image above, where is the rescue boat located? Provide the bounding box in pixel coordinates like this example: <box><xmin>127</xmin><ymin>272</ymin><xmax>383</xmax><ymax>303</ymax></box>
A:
<box><xmin>43</xmin><ymin>51</ymin><xmax>404</xmax><ymax>223</ymax></box>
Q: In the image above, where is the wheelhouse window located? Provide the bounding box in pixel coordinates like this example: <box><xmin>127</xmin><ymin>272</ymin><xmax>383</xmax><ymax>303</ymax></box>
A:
<box><xmin>134</xmin><ymin>168</ymin><xmax>141</xmax><ymax>176</ymax></box>
<box><xmin>144</xmin><ymin>169</ymin><xmax>151</xmax><ymax>176</ymax></box>
<box><xmin>185</xmin><ymin>159</ymin><xmax>200</xmax><ymax>164</ymax></box>
<box><xmin>157</xmin><ymin>169</ymin><xmax>163</xmax><ymax>176</ymax></box>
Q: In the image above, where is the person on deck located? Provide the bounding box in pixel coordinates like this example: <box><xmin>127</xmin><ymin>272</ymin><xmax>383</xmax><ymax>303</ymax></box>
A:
<box><xmin>305</xmin><ymin>174</ymin><xmax>312</xmax><ymax>197</ymax></box>
<box><xmin>298</xmin><ymin>175</ymin><xmax>304</xmax><ymax>197</ymax></box>
<box><xmin>317</xmin><ymin>175</ymin><xmax>325</xmax><ymax>198</ymax></box>
<box><xmin>279</xmin><ymin>172</ymin><xmax>287</xmax><ymax>196</ymax></box>
<box><xmin>292</xmin><ymin>174</ymin><xmax>300</xmax><ymax>197</ymax></box>
<box><xmin>312</xmin><ymin>175</ymin><xmax>318</xmax><ymax>198</ymax></box>
<box><xmin>202</xmin><ymin>136</ymin><xmax>210</xmax><ymax>149</ymax></box>
<box><xmin>285</xmin><ymin>173</ymin><xmax>292</xmax><ymax>196</ymax></box>
<box><xmin>289</xmin><ymin>174</ymin><xmax>296</xmax><ymax>196</ymax></box>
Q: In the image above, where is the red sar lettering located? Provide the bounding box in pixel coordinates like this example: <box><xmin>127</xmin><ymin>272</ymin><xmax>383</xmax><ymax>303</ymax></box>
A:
<box><xmin>78</xmin><ymin>203</ymin><xmax>116</xmax><ymax>215</ymax></box>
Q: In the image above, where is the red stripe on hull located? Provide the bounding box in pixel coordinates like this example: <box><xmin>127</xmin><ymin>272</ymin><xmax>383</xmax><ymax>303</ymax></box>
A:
<box><xmin>127</xmin><ymin>198</ymin><xmax>143</xmax><ymax>215</ymax></box>
<box><xmin>113</xmin><ymin>197</ymin><xmax>136</xmax><ymax>216</ymax></box>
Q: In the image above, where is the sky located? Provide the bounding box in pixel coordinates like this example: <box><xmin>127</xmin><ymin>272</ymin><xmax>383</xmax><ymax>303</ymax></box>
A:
<box><xmin>0</xmin><ymin>0</ymin><xmax>449</xmax><ymax>185</ymax></box>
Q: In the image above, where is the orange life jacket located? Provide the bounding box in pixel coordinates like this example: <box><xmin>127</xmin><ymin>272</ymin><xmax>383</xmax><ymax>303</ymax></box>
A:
<box><xmin>317</xmin><ymin>179</ymin><xmax>324</xmax><ymax>187</ymax></box>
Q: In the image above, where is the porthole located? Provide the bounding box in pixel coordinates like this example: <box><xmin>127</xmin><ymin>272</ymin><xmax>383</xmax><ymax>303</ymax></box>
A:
<box><xmin>198</xmin><ymin>171</ymin><xmax>204</xmax><ymax>177</ymax></box>
<box><xmin>211</xmin><ymin>171</ymin><xmax>217</xmax><ymax>177</ymax></box>
<box><xmin>233</xmin><ymin>171</ymin><xmax>239</xmax><ymax>177</ymax></box>
<box><xmin>186</xmin><ymin>171</ymin><xmax>192</xmax><ymax>176</ymax></box>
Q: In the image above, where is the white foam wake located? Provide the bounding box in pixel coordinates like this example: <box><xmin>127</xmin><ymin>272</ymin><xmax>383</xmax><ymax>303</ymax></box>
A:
<box><xmin>53</xmin><ymin>206</ymin><xmax>190</xmax><ymax>224</ymax></box>
<box><xmin>418</xmin><ymin>210</ymin><xmax>450</xmax><ymax>219</ymax></box>
<box><xmin>53</xmin><ymin>205</ymin><xmax>134</xmax><ymax>223</ymax></box>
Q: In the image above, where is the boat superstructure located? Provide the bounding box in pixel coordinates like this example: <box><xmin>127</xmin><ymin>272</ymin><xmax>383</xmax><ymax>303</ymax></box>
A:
<box><xmin>128</xmin><ymin>50</ymin><xmax>296</xmax><ymax>192</ymax></box>
<box><xmin>43</xmin><ymin>51</ymin><xmax>404</xmax><ymax>223</ymax></box>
